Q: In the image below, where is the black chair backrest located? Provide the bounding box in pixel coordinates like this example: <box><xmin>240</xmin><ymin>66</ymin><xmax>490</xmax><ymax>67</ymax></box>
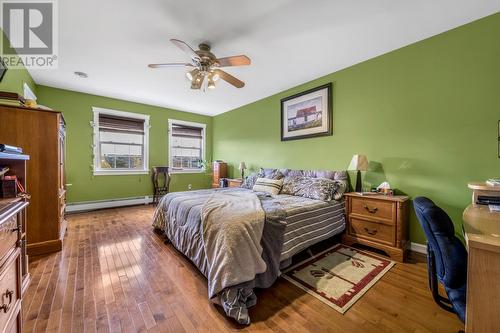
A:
<box><xmin>413</xmin><ymin>197</ymin><xmax>467</xmax><ymax>289</ymax></box>
<box><xmin>152</xmin><ymin>167</ymin><xmax>170</xmax><ymax>189</ymax></box>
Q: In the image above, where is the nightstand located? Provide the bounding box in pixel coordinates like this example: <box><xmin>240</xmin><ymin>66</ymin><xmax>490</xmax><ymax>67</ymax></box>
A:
<box><xmin>342</xmin><ymin>192</ymin><xmax>409</xmax><ymax>262</ymax></box>
<box><xmin>227</xmin><ymin>178</ymin><xmax>243</xmax><ymax>188</ymax></box>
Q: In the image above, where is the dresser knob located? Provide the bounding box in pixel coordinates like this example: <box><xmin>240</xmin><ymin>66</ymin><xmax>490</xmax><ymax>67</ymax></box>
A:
<box><xmin>363</xmin><ymin>205</ymin><xmax>378</xmax><ymax>214</ymax></box>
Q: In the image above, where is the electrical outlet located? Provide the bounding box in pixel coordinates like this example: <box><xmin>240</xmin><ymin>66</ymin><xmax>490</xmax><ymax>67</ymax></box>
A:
<box><xmin>188</xmin><ymin>184</ymin><xmax>192</xmax><ymax>190</ymax></box>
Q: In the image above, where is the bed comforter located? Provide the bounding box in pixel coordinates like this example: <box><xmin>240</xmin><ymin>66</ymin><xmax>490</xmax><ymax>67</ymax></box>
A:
<box><xmin>153</xmin><ymin>187</ymin><xmax>343</xmax><ymax>324</ymax></box>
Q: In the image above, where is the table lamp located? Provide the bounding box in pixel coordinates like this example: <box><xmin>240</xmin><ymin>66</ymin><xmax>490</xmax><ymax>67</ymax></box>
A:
<box><xmin>348</xmin><ymin>154</ymin><xmax>369</xmax><ymax>193</ymax></box>
<box><xmin>238</xmin><ymin>162</ymin><xmax>247</xmax><ymax>179</ymax></box>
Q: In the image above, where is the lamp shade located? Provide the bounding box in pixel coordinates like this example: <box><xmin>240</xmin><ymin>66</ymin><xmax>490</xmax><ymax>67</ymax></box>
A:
<box><xmin>348</xmin><ymin>154</ymin><xmax>369</xmax><ymax>171</ymax></box>
<box><xmin>238</xmin><ymin>162</ymin><xmax>247</xmax><ymax>171</ymax></box>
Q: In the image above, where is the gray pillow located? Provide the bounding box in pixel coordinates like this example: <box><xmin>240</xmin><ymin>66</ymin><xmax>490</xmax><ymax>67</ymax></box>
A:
<box><xmin>241</xmin><ymin>173</ymin><xmax>258</xmax><ymax>189</ymax></box>
<box><xmin>241</xmin><ymin>169</ymin><xmax>265</xmax><ymax>189</ymax></box>
<box><xmin>281</xmin><ymin>176</ymin><xmax>347</xmax><ymax>201</ymax></box>
<box><xmin>261</xmin><ymin>168</ymin><xmax>285</xmax><ymax>180</ymax></box>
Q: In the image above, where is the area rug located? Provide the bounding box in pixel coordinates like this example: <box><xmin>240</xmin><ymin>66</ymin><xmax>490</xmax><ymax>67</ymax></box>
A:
<box><xmin>282</xmin><ymin>244</ymin><xmax>395</xmax><ymax>314</ymax></box>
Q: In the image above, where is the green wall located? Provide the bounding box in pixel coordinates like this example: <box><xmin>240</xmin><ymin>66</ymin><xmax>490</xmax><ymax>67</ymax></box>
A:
<box><xmin>213</xmin><ymin>13</ymin><xmax>500</xmax><ymax>244</ymax></box>
<box><xmin>0</xmin><ymin>30</ymin><xmax>37</xmax><ymax>96</ymax></box>
<box><xmin>36</xmin><ymin>86</ymin><xmax>213</xmax><ymax>204</ymax></box>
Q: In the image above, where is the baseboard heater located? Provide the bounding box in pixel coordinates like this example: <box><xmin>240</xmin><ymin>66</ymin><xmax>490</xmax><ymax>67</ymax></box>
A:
<box><xmin>66</xmin><ymin>196</ymin><xmax>153</xmax><ymax>213</ymax></box>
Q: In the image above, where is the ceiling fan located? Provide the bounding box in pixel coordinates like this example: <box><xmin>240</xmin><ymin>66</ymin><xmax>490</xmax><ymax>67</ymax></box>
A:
<box><xmin>148</xmin><ymin>39</ymin><xmax>251</xmax><ymax>90</ymax></box>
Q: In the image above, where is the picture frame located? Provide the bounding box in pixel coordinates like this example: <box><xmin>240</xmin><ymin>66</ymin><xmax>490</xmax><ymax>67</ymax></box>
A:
<box><xmin>0</xmin><ymin>58</ymin><xmax>6</xmax><ymax>82</ymax></box>
<box><xmin>280</xmin><ymin>83</ymin><xmax>332</xmax><ymax>141</ymax></box>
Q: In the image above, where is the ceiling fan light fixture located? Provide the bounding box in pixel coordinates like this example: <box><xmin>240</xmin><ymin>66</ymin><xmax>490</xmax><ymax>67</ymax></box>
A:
<box><xmin>149</xmin><ymin>39</ymin><xmax>249</xmax><ymax>90</ymax></box>
<box><xmin>191</xmin><ymin>79</ymin><xmax>201</xmax><ymax>90</ymax></box>
<box><xmin>208</xmin><ymin>78</ymin><xmax>216</xmax><ymax>90</ymax></box>
<box><xmin>186</xmin><ymin>68</ymin><xmax>199</xmax><ymax>81</ymax></box>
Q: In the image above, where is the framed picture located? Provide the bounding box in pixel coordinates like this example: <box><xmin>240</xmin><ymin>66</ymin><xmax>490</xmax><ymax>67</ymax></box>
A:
<box><xmin>0</xmin><ymin>58</ymin><xmax>6</xmax><ymax>82</ymax></box>
<box><xmin>280</xmin><ymin>83</ymin><xmax>332</xmax><ymax>141</ymax></box>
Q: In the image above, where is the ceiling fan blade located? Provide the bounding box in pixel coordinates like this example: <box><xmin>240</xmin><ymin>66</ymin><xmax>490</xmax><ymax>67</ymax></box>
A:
<box><xmin>170</xmin><ymin>39</ymin><xmax>200</xmax><ymax>61</ymax></box>
<box><xmin>217</xmin><ymin>55</ymin><xmax>251</xmax><ymax>67</ymax></box>
<box><xmin>148</xmin><ymin>63</ymin><xmax>192</xmax><ymax>68</ymax></box>
<box><xmin>215</xmin><ymin>69</ymin><xmax>245</xmax><ymax>88</ymax></box>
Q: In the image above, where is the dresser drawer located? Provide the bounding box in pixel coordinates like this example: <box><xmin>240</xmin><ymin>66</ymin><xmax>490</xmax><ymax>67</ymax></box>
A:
<box><xmin>0</xmin><ymin>214</ymin><xmax>18</xmax><ymax>263</ymax></box>
<box><xmin>351</xmin><ymin>197</ymin><xmax>395</xmax><ymax>222</ymax></box>
<box><xmin>349</xmin><ymin>217</ymin><xmax>395</xmax><ymax>246</ymax></box>
<box><xmin>0</xmin><ymin>249</ymin><xmax>20</xmax><ymax>332</ymax></box>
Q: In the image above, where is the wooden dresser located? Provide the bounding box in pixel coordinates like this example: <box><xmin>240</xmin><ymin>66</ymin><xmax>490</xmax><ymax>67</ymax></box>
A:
<box><xmin>342</xmin><ymin>193</ymin><xmax>409</xmax><ymax>262</ymax></box>
<box><xmin>0</xmin><ymin>152</ymin><xmax>30</xmax><ymax>333</ymax></box>
<box><xmin>211</xmin><ymin>161</ymin><xmax>227</xmax><ymax>188</ymax></box>
<box><xmin>0</xmin><ymin>105</ymin><xmax>66</xmax><ymax>256</ymax></box>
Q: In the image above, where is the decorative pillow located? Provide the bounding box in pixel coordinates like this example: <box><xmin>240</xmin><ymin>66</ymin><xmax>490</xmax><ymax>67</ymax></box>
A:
<box><xmin>252</xmin><ymin>177</ymin><xmax>284</xmax><ymax>195</ymax></box>
<box><xmin>261</xmin><ymin>168</ymin><xmax>285</xmax><ymax>180</ymax></box>
<box><xmin>281</xmin><ymin>176</ymin><xmax>347</xmax><ymax>201</ymax></box>
<box><xmin>241</xmin><ymin>169</ymin><xmax>265</xmax><ymax>189</ymax></box>
<box><xmin>241</xmin><ymin>173</ymin><xmax>258</xmax><ymax>189</ymax></box>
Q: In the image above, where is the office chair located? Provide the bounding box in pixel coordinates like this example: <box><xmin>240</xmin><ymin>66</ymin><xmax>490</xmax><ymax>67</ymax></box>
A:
<box><xmin>413</xmin><ymin>197</ymin><xmax>467</xmax><ymax>324</ymax></box>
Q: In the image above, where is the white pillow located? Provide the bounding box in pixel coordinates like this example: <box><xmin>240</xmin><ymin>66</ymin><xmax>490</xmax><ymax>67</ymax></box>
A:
<box><xmin>252</xmin><ymin>177</ymin><xmax>284</xmax><ymax>195</ymax></box>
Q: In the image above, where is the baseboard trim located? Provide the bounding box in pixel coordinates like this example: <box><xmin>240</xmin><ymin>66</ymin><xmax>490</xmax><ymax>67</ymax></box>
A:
<box><xmin>27</xmin><ymin>239</ymin><xmax>62</xmax><ymax>256</ymax></box>
<box><xmin>66</xmin><ymin>196</ymin><xmax>153</xmax><ymax>213</ymax></box>
<box><xmin>410</xmin><ymin>242</ymin><xmax>427</xmax><ymax>254</ymax></box>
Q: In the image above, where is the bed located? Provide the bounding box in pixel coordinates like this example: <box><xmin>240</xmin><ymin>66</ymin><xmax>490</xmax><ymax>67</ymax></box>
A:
<box><xmin>152</xmin><ymin>168</ymin><xmax>347</xmax><ymax>324</ymax></box>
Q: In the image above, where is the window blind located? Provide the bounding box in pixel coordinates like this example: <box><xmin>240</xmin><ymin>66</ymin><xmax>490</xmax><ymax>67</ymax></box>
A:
<box><xmin>99</xmin><ymin>114</ymin><xmax>145</xmax><ymax>133</ymax></box>
<box><xmin>171</xmin><ymin>124</ymin><xmax>203</xmax><ymax>138</ymax></box>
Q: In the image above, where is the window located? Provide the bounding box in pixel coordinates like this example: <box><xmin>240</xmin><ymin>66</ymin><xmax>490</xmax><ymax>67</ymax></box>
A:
<box><xmin>168</xmin><ymin>119</ymin><xmax>206</xmax><ymax>173</ymax></box>
<box><xmin>92</xmin><ymin>107</ymin><xmax>150</xmax><ymax>175</ymax></box>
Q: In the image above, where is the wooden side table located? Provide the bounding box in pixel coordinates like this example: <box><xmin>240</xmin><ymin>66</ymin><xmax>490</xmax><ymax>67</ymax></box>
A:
<box><xmin>342</xmin><ymin>192</ymin><xmax>409</xmax><ymax>262</ymax></box>
<box><xmin>227</xmin><ymin>178</ymin><xmax>243</xmax><ymax>188</ymax></box>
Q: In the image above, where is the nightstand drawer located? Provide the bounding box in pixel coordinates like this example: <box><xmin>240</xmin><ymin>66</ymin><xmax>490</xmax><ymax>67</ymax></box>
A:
<box><xmin>349</xmin><ymin>217</ymin><xmax>395</xmax><ymax>246</ymax></box>
<box><xmin>227</xmin><ymin>179</ymin><xmax>243</xmax><ymax>188</ymax></box>
<box><xmin>351</xmin><ymin>197</ymin><xmax>395</xmax><ymax>221</ymax></box>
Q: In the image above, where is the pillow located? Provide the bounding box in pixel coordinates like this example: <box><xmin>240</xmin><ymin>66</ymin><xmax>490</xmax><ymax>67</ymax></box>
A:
<box><xmin>252</xmin><ymin>177</ymin><xmax>284</xmax><ymax>195</ymax></box>
<box><xmin>241</xmin><ymin>173</ymin><xmax>258</xmax><ymax>189</ymax></box>
<box><xmin>260</xmin><ymin>168</ymin><xmax>285</xmax><ymax>180</ymax></box>
<box><xmin>281</xmin><ymin>176</ymin><xmax>347</xmax><ymax>201</ymax></box>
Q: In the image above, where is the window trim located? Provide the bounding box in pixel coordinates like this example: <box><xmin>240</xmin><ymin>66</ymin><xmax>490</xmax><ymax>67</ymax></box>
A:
<box><xmin>92</xmin><ymin>107</ymin><xmax>150</xmax><ymax>176</ymax></box>
<box><xmin>168</xmin><ymin>119</ymin><xmax>206</xmax><ymax>174</ymax></box>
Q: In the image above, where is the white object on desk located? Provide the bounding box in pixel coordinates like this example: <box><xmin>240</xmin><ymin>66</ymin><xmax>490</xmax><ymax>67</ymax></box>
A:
<box><xmin>489</xmin><ymin>204</ymin><xmax>500</xmax><ymax>212</ymax></box>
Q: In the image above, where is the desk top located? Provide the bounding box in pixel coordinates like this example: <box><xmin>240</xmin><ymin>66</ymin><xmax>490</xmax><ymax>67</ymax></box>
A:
<box><xmin>468</xmin><ymin>182</ymin><xmax>500</xmax><ymax>191</ymax></box>
<box><xmin>463</xmin><ymin>204</ymin><xmax>500</xmax><ymax>253</ymax></box>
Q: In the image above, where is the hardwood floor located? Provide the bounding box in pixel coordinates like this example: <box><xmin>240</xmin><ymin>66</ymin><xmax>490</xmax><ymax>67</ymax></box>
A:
<box><xmin>23</xmin><ymin>205</ymin><xmax>463</xmax><ymax>333</ymax></box>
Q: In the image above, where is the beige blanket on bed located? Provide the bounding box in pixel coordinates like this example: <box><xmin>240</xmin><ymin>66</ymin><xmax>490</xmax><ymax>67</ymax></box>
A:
<box><xmin>201</xmin><ymin>191</ymin><xmax>267</xmax><ymax>298</ymax></box>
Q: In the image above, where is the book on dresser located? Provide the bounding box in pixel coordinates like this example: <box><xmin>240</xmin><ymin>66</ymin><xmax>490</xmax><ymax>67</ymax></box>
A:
<box><xmin>0</xmin><ymin>104</ymin><xmax>67</xmax><ymax>257</ymax></box>
<box><xmin>0</xmin><ymin>152</ymin><xmax>30</xmax><ymax>333</ymax></box>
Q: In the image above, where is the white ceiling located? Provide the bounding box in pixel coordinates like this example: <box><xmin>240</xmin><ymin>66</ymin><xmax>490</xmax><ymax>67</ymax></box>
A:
<box><xmin>29</xmin><ymin>0</ymin><xmax>500</xmax><ymax>116</ymax></box>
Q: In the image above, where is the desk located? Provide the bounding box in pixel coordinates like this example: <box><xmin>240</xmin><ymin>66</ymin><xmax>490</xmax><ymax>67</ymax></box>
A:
<box><xmin>463</xmin><ymin>204</ymin><xmax>500</xmax><ymax>333</ymax></box>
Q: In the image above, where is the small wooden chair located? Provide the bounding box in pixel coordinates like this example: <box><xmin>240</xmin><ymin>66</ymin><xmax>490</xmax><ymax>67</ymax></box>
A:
<box><xmin>152</xmin><ymin>167</ymin><xmax>170</xmax><ymax>204</ymax></box>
